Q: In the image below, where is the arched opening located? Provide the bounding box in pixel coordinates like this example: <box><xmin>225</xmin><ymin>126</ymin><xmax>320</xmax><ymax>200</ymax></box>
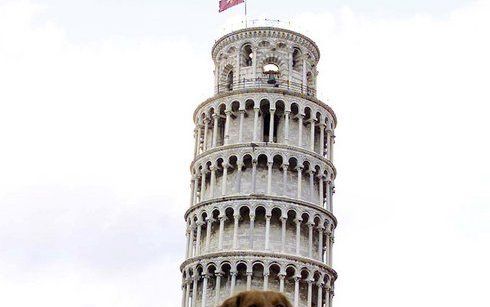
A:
<box><xmin>227</xmin><ymin>70</ymin><xmax>234</xmax><ymax>91</ymax></box>
<box><xmin>263</xmin><ymin>60</ymin><xmax>280</xmax><ymax>86</ymax></box>
<box><xmin>242</xmin><ymin>44</ymin><xmax>253</xmax><ymax>67</ymax></box>
<box><xmin>293</xmin><ymin>48</ymin><xmax>302</xmax><ymax>71</ymax></box>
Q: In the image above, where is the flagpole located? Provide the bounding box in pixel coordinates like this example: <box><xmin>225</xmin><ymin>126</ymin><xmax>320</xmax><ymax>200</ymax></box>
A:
<box><xmin>244</xmin><ymin>0</ymin><xmax>248</xmax><ymax>28</ymax></box>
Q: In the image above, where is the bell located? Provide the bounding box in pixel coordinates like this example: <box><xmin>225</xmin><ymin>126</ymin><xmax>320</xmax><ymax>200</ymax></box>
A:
<box><xmin>267</xmin><ymin>74</ymin><xmax>276</xmax><ymax>84</ymax></box>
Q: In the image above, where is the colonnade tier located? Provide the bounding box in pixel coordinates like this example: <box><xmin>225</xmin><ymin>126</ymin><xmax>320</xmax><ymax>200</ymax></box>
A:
<box><xmin>181</xmin><ymin>252</ymin><xmax>335</xmax><ymax>307</ymax></box>
<box><xmin>189</xmin><ymin>143</ymin><xmax>336</xmax><ymax>210</ymax></box>
<box><xmin>192</xmin><ymin>91</ymin><xmax>336</xmax><ymax>159</ymax></box>
<box><xmin>183</xmin><ymin>197</ymin><xmax>336</xmax><ymax>263</ymax></box>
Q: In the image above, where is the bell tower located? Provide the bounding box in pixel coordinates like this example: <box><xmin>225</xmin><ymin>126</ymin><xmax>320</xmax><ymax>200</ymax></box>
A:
<box><xmin>181</xmin><ymin>25</ymin><xmax>337</xmax><ymax>307</ymax></box>
<box><xmin>213</xmin><ymin>28</ymin><xmax>319</xmax><ymax>96</ymax></box>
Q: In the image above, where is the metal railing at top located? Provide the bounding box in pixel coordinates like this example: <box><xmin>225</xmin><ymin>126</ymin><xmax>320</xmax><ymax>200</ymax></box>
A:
<box><xmin>216</xmin><ymin>78</ymin><xmax>316</xmax><ymax>97</ymax></box>
<box><xmin>218</xmin><ymin>18</ymin><xmax>312</xmax><ymax>38</ymax></box>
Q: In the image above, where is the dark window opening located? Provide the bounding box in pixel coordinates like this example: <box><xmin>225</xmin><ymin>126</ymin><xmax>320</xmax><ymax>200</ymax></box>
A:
<box><xmin>227</xmin><ymin>71</ymin><xmax>233</xmax><ymax>91</ymax></box>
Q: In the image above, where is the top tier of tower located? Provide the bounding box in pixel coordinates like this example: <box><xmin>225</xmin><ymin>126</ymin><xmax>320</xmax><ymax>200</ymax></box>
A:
<box><xmin>212</xmin><ymin>27</ymin><xmax>321</xmax><ymax>97</ymax></box>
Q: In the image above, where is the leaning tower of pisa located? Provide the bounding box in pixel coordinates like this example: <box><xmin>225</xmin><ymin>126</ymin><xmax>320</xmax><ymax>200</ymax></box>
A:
<box><xmin>181</xmin><ymin>25</ymin><xmax>337</xmax><ymax>307</ymax></box>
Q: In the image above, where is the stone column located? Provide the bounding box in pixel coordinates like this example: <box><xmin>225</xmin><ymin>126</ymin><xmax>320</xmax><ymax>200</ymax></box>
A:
<box><xmin>246</xmin><ymin>271</ymin><xmax>253</xmax><ymax>290</ymax></box>
<box><xmin>297</xmin><ymin>166</ymin><xmax>303</xmax><ymax>199</ymax></box>
<box><xmin>253</xmin><ymin>107</ymin><xmax>260</xmax><ymax>142</ymax></box>
<box><xmin>309</xmin><ymin>169</ymin><xmax>315</xmax><ymax>200</ymax></box>
<box><xmin>302</xmin><ymin>58</ymin><xmax>307</xmax><ymax>93</ymax></box>
<box><xmin>282</xmin><ymin>164</ymin><xmax>289</xmax><ymax>196</ymax></box>
<box><xmin>203</xmin><ymin>118</ymin><xmax>209</xmax><ymax>151</ymax></box>
<box><xmin>185</xmin><ymin>226</ymin><xmax>191</xmax><ymax>258</ymax></box>
<box><xmin>214</xmin><ymin>272</ymin><xmax>222</xmax><ymax>307</ymax></box>
<box><xmin>218</xmin><ymin>215</ymin><xmax>225</xmax><ymax>250</ymax></box>
<box><xmin>201</xmin><ymin>274</ymin><xmax>208</xmax><ymax>307</ymax></box>
<box><xmin>193</xmin><ymin>176</ymin><xmax>199</xmax><ymax>205</ymax></box>
<box><xmin>298</xmin><ymin>114</ymin><xmax>304</xmax><ymax>148</ymax></box>
<box><xmin>265</xmin><ymin>214</ymin><xmax>271</xmax><ymax>250</ymax></box>
<box><xmin>236</xmin><ymin>162</ymin><xmax>243</xmax><ymax>194</ymax></box>
<box><xmin>310</xmin><ymin>119</ymin><xmax>316</xmax><ymax>151</ymax></box>
<box><xmin>249</xmin><ymin>214</ymin><xmax>255</xmax><ymax>250</ymax></box>
<box><xmin>284</xmin><ymin>111</ymin><xmax>290</xmax><ymax>145</ymax></box>
<box><xmin>205</xmin><ymin>218</ymin><xmax>212</xmax><ymax>253</ymax></box>
<box><xmin>294</xmin><ymin>276</ymin><xmax>300</xmax><ymax>307</ymax></box>
<box><xmin>195</xmin><ymin>221</ymin><xmax>203</xmax><ymax>256</ymax></box>
<box><xmin>209</xmin><ymin>165</ymin><xmax>217</xmax><ymax>199</ymax></box>
<box><xmin>318</xmin><ymin>174</ymin><xmax>324</xmax><ymax>207</ymax></box>
<box><xmin>295</xmin><ymin>218</ymin><xmax>302</xmax><ymax>255</ymax></box>
<box><xmin>263</xmin><ymin>273</ymin><xmax>269</xmax><ymax>291</ymax></box>
<box><xmin>325</xmin><ymin>180</ymin><xmax>331</xmax><ymax>211</ymax></box>
<box><xmin>325</xmin><ymin>287</ymin><xmax>332</xmax><ymax>307</ymax></box>
<box><xmin>221</xmin><ymin>162</ymin><xmax>228</xmax><ymax>196</ymax></box>
<box><xmin>267</xmin><ymin>161</ymin><xmax>273</xmax><ymax>194</ymax></box>
<box><xmin>189</xmin><ymin>176</ymin><xmax>195</xmax><ymax>206</ymax></box>
<box><xmin>328</xmin><ymin>232</ymin><xmax>334</xmax><ymax>266</ymax></box>
<box><xmin>212</xmin><ymin>114</ymin><xmax>219</xmax><ymax>148</ymax></box>
<box><xmin>280</xmin><ymin>216</ymin><xmax>287</xmax><ymax>253</ymax></box>
<box><xmin>319</xmin><ymin>123</ymin><xmax>326</xmax><ymax>156</ymax></box>
<box><xmin>252</xmin><ymin>49</ymin><xmax>257</xmax><ymax>81</ymax></box>
<box><xmin>279</xmin><ymin>273</ymin><xmax>285</xmax><ymax>292</ymax></box>
<box><xmin>269</xmin><ymin>109</ymin><xmax>275</xmax><ymax>143</ymax></box>
<box><xmin>308</xmin><ymin>222</ymin><xmax>314</xmax><ymax>258</ymax></box>
<box><xmin>193</xmin><ymin>128</ymin><xmax>198</xmax><ymax>158</ymax></box>
<box><xmin>252</xmin><ymin>159</ymin><xmax>257</xmax><ymax>193</ymax></box>
<box><xmin>316</xmin><ymin>282</ymin><xmax>324</xmax><ymax>307</ymax></box>
<box><xmin>224</xmin><ymin>110</ymin><xmax>232</xmax><ymax>145</ymax></box>
<box><xmin>317</xmin><ymin>226</ymin><xmax>324</xmax><ymax>261</ymax></box>
<box><xmin>191</xmin><ymin>276</ymin><xmax>198</xmax><ymax>307</ymax></box>
<box><xmin>232</xmin><ymin>213</ymin><xmax>240</xmax><ymax>249</ymax></box>
<box><xmin>185</xmin><ymin>279</ymin><xmax>191</xmax><ymax>307</ymax></box>
<box><xmin>188</xmin><ymin>221</ymin><xmax>195</xmax><ymax>258</ymax></box>
<box><xmin>307</xmin><ymin>278</ymin><xmax>314</xmax><ymax>307</ymax></box>
<box><xmin>195</xmin><ymin>123</ymin><xmax>202</xmax><ymax>156</ymax></box>
<box><xmin>200</xmin><ymin>169</ymin><xmax>207</xmax><ymax>202</ymax></box>
<box><xmin>230</xmin><ymin>271</ymin><xmax>237</xmax><ymax>295</ymax></box>
<box><xmin>238</xmin><ymin>110</ymin><xmax>245</xmax><ymax>142</ymax></box>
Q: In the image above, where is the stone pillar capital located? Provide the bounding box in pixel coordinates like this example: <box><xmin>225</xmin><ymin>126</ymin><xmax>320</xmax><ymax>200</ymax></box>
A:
<box><xmin>215</xmin><ymin>271</ymin><xmax>224</xmax><ymax>277</ymax></box>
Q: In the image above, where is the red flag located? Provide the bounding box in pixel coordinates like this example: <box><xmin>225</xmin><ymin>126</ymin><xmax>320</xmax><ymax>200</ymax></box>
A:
<box><xmin>219</xmin><ymin>0</ymin><xmax>245</xmax><ymax>12</ymax></box>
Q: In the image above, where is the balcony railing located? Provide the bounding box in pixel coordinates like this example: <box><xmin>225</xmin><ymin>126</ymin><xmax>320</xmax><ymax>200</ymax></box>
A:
<box><xmin>217</xmin><ymin>78</ymin><xmax>316</xmax><ymax>97</ymax></box>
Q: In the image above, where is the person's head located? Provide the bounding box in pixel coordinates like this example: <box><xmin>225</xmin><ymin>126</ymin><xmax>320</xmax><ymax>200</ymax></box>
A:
<box><xmin>219</xmin><ymin>290</ymin><xmax>293</xmax><ymax>307</ymax></box>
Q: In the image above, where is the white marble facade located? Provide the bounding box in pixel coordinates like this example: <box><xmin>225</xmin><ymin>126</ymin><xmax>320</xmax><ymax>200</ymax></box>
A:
<box><xmin>181</xmin><ymin>27</ymin><xmax>337</xmax><ymax>307</ymax></box>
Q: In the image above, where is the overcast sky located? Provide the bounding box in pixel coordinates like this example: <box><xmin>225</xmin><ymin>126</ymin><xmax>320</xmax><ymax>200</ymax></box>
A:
<box><xmin>0</xmin><ymin>0</ymin><xmax>489</xmax><ymax>306</ymax></box>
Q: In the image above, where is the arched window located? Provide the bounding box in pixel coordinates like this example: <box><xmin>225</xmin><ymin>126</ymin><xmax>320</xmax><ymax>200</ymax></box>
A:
<box><xmin>292</xmin><ymin>48</ymin><xmax>302</xmax><ymax>71</ymax></box>
<box><xmin>242</xmin><ymin>44</ymin><xmax>253</xmax><ymax>67</ymax></box>
<box><xmin>227</xmin><ymin>70</ymin><xmax>234</xmax><ymax>91</ymax></box>
<box><xmin>263</xmin><ymin>63</ymin><xmax>280</xmax><ymax>85</ymax></box>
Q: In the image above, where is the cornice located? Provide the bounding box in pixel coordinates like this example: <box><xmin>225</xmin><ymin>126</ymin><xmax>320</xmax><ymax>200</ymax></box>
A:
<box><xmin>212</xmin><ymin>27</ymin><xmax>321</xmax><ymax>64</ymax></box>
<box><xmin>180</xmin><ymin>250</ymin><xmax>337</xmax><ymax>279</ymax></box>
<box><xmin>184</xmin><ymin>195</ymin><xmax>338</xmax><ymax>227</ymax></box>
<box><xmin>191</xmin><ymin>143</ymin><xmax>336</xmax><ymax>177</ymax></box>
